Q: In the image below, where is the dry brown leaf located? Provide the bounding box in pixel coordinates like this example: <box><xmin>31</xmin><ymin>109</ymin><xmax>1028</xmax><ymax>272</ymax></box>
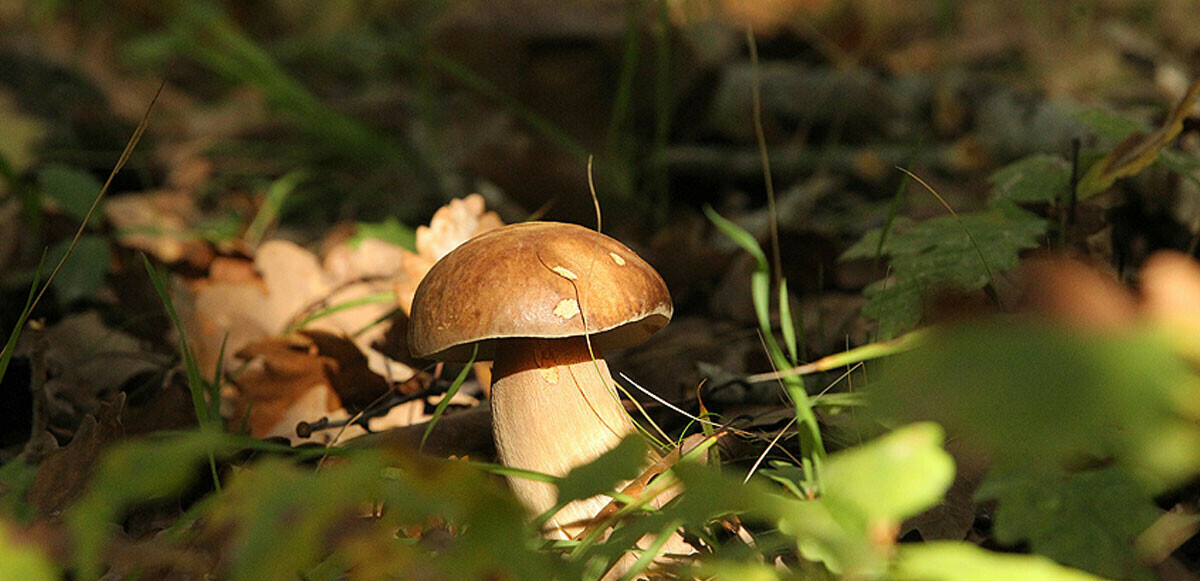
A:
<box><xmin>416</xmin><ymin>193</ymin><xmax>504</xmax><ymax>263</ymax></box>
<box><xmin>177</xmin><ymin>195</ymin><xmax>500</xmax><ymax>443</ymax></box>
<box><xmin>27</xmin><ymin>394</ymin><xmax>125</xmax><ymax>516</ymax></box>
<box><xmin>230</xmin><ymin>334</ymin><xmax>342</xmax><ymax>440</ymax></box>
<box><xmin>22</xmin><ymin>312</ymin><xmax>160</xmax><ymax>427</ymax></box>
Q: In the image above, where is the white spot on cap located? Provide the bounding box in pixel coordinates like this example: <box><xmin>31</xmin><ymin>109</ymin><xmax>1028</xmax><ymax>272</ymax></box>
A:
<box><xmin>540</xmin><ymin>366</ymin><xmax>559</xmax><ymax>383</ymax></box>
<box><xmin>551</xmin><ymin>266</ymin><xmax>578</xmax><ymax>280</ymax></box>
<box><xmin>609</xmin><ymin>252</ymin><xmax>626</xmax><ymax>266</ymax></box>
<box><xmin>554</xmin><ymin>298</ymin><xmax>580</xmax><ymax>319</ymax></box>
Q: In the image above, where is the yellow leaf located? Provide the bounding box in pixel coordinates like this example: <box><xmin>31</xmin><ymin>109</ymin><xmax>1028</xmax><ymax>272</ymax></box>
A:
<box><xmin>1077</xmin><ymin>77</ymin><xmax>1200</xmax><ymax>200</ymax></box>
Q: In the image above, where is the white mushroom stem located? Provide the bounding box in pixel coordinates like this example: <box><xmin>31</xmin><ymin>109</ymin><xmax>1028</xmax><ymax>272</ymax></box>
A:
<box><xmin>491</xmin><ymin>336</ymin><xmax>636</xmax><ymax>539</ymax></box>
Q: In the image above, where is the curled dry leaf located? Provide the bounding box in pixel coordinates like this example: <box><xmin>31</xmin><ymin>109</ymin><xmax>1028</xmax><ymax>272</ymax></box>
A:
<box><xmin>416</xmin><ymin>193</ymin><xmax>505</xmax><ymax>264</ymax></box>
<box><xmin>229</xmin><ymin>333</ymin><xmax>346</xmax><ymax>443</ymax></box>
<box><xmin>20</xmin><ymin>312</ymin><xmax>160</xmax><ymax>429</ymax></box>
<box><xmin>176</xmin><ymin>195</ymin><xmax>502</xmax><ymax>444</ymax></box>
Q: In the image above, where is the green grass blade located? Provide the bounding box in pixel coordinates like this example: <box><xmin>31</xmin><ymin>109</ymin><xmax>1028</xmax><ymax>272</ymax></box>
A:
<box><xmin>142</xmin><ymin>254</ymin><xmax>222</xmax><ymax>491</ymax></box>
<box><xmin>620</xmin><ymin>518</ymin><xmax>683</xmax><ymax>580</ymax></box>
<box><xmin>286</xmin><ymin>292</ymin><xmax>397</xmax><ymax>334</ymax></box>
<box><xmin>0</xmin><ymin>253</ymin><xmax>46</xmax><ymax>383</ymax></box>
<box><xmin>703</xmin><ymin>205</ymin><xmax>768</xmax><ymax>271</ymax></box>
<box><xmin>420</xmin><ymin>344</ymin><xmax>477</xmax><ymax>452</ymax></box>
<box><xmin>142</xmin><ymin>254</ymin><xmax>210</xmax><ymax>426</ymax></box>
<box><xmin>244</xmin><ymin>169</ymin><xmax>307</xmax><ymax>246</ymax></box>
<box><xmin>778</xmin><ymin>278</ymin><xmax>800</xmax><ymax>365</ymax></box>
<box><xmin>874</xmin><ymin>163</ymin><xmax>911</xmax><ymax>262</ymax></box>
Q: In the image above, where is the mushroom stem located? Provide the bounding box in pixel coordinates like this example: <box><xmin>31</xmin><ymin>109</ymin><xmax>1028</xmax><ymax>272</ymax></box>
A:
<box><xmin>491</xmin><ymin>336</ymin><xmax>636</xmax><ymax>538</ymax></box>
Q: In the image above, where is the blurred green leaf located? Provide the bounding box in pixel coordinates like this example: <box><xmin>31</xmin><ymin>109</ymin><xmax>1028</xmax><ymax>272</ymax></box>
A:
<box><xmin>557</xmin><ymin>436</ymin><xmax>647</xmax><ymax>506</ymax></box>
<box><xmin>244</xmin><ymin>170</ymin><xmax>307</xmax><ymax>246</ymax></box>
<box><xmin>381</xmin><ymin>458</ymin><xmax>563</xmax><ymax>579</ymax></box>
<box><xmin>894</xmin><ymin>541</ymin><xmax>1108</xmax><ymax>581</ymax></box>
<box><xmin>0</xmin><ymin>522</ymin><xmax>57</xmax><ymax>581</ymax></box>
<box><xmin>353</xmin><ymin>216</ymin><xmax>417</xmax><ymax>251</ymax></box>
<box><xmin>842</xmin><ymin>205</ymin><xmax>1045</xmax><ymax>338</ymax></box>
<box><xmin>988</xmin><ymin>154</ymin><xmax>1072</xmax><ymax>204</ymax></box>
<box><xmin>0</xmin><ymin>459</ymin><xmax>38</xmax><ymax>523</ymax></box>
<box><xmin>821</xmin><ymin>422</ymin><xmax>954</xmax><ymax>524</ymax></box>
<box><xmin>46</xmin><ymin>235</ymin><xmax>110</xmax><ymax>304</ymax></box>
<box><xmin>976</xmin><ymin>465</ymin><xmax>1159</xmax><ymax>581</ymax></box>
<box><xmin>676</xmin><ymin>425</ymin><xmax>951</xmax><ymax>577</ymax></box>
<box><xmin>1076</xmin><ymin>80</ymin><xmax>1200</xmax><ymax>200</ymax></box>
<box><xmin>67</xmin><ymin>430</ymin><xmax>232</xmax><ymax>579</ymax></box>
<box><xmin>211</xmin><ymin>456</ymin><xmax>388</xmax><ymax>581</ymax></box>
<box><xmin>1075</xmin><ymin>107</ymin><xmax>1145</xmax><ymax>142</ymax></box>
<box><xmin>870</xmin><ymin>317</ymin><xmax>1200</xmax><ymax>485</ymax></box>
<box><xmin>690</xmin><ymin>560</ymin><xmax>784</xmax><ymax>580</ymax></box>
<box><xmin>37</xmin><ymin>164</ymin><xmax>102</xmax><ymax>222</ymax></box>
<box><xmin>0</xmin><ymin>92</ymin><xmax>48</xmax><ymax>175</ymax></box>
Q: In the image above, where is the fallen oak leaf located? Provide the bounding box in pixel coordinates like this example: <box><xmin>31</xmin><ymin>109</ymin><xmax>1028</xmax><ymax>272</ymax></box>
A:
<box><xmin>229</xmin><ymin>334</ymin><xmax>339</xmax><ymax>440</ymax></box>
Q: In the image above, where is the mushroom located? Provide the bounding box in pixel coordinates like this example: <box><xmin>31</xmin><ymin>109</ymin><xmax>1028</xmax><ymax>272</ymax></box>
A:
<box><xmin>408</xmin><ymin>221</ymin><xmax>671</xmax><ymax>538</ymax></box>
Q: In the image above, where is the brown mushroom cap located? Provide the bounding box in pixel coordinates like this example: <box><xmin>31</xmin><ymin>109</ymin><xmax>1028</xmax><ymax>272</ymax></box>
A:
<box><xmin>408</xmin><ymin>222</ymin><xmax>672</xmax><ymax>361</ymax></box>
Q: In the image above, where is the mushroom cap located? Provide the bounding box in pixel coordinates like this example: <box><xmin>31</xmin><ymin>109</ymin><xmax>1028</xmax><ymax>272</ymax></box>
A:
<box><xmin>408</xmin><ymin>222</ymin><xmax>672</xmax><ymax>361</ymax></box>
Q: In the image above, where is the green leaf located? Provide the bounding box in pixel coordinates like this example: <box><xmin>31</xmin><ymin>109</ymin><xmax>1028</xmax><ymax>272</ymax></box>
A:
<box><xmin>353</xmin><ymin>216</ymin><xmax>417</xmax><ymax>251</ymax></box>
<box><xmin>67</xmin><ymin>430</ymin><xmax>233</xmax><ymax>579</ymax></box>
<box><xmin>894</xmin><ymin>542</ymin><xmax>1108</xmax><ymax>581</ymax></box>
<box><xmin>556</xmin><ymin>436</ymin><xmax>647</xmax><ymax>506</ymax></box>
<box><xmin>988</xmin><ymin>154</ymin><xmax>1072</xmax><ymax>204</ymax></box>
<box><xmin>976</xmin><ymin>465</ymin><xmax>1159</xmax><ymax>580</ymax></box>
<box><xmin>421</xmin><ymin>345</ymin><xmax>476</xmax><ymax>452</ymax></box>
<box><xmin>46</xmin><ymin>235</ymin><xmax>110</xmax><ymax>304</ymax></box>
<box><xmin>871</xmin><ymin>317</ymin><xmax>1200</xmax><ymax>485</ymax></box>
<box><xmin>1076</xmin><ymin>80</ymin><xmax>1200</xmax><ymax>200</ymax></box>
<box><xmin>841</xmin><ymin>205</ymin><xmax>1046</xmax><ymax>338</ymax></box>
<box><xmin>0</xmin><ymin>459</ymin><xmax>39</xmax><ymax>523</ymax></box>
<box><xmin>0</xmin><ymin>522</ymin><xmax>57</xmax><ymax>581</ymax></box>
<box><xmin>0</xmin><ymin>252</ymin><xmax>45</xmax><ymax>387</ymax></box>
<box><xmin>821</xmin><ymin>422</ymin><xmax>954</xmax><ymax>524</ymax></box>
<box><xmin>244</xmin><ymin>169</ymin><xmax>307</xmax><ymax>246</ymax></box>
<box><xmin>690</xmin><ymin>560</ymin><xmax>784</xmax><ymax>581</ymax></box>
<box><xmin>703</xmin><ymin>205</ymin><xmax>768</xmax><ymax>272</ymax></box>
<box><xmin>37</xmin><ymin>164</ymin><xmax>102</xmax><ymax>221</ymax></box>
<box><xmin>1075</xmin><ymin>107</ymin><xmax>1145</xmax><ymax>142</ymax></box>
<box><xmin>213</xmin><ymin>456</ymin><xmax>389</xmax><ymax>581</ymax></box>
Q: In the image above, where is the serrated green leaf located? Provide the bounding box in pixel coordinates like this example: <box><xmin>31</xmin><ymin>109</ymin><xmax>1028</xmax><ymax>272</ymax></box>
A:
<box><xmin>989</xmin><ymin>154</ymin><xmax>1072</xmax><ymax>204</ymax></box>
<box><xmin>822</xmin><ymin>422</ymin><xmax>954</xmax><ymax>524</ymax></box>
<box><xmin>871</xmin><ymin>317</ymin><xmax>1200</xmax><ymax>485</ymax></box>
<box><xmin>894</xmin><ymin>542</ymin><xmax>1108</xmax><ymax>581</ymax></box>
<box><xmin>842</xmin><ymin>205</ymin><xmax>1046</xmax><ymax>338</ymax></box>
<box><xmin>37</xmin><ymin>164</ymin><xmax>102</xmax><ymax>221</ymax></box>
<box><xmin>976</xmin><ymin>465</ymin><xmax>1160</xmax><ymax>581</ymax></box>
<box><xmin>46</xmin><ymin>235</ymin><xmax>110</xmax><ymax>304</ymax></box>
